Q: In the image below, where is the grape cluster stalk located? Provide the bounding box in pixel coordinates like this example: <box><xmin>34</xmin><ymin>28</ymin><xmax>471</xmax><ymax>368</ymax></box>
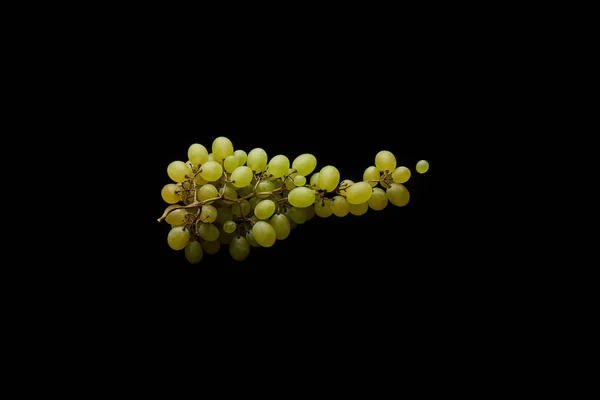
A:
<box><xmin>158</xmin><ymin>136</ymin><xmax>429</xmax><ymax>264</ymax></box>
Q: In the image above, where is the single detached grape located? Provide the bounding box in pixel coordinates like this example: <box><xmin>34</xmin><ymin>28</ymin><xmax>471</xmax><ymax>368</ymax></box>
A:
<box><xmin>252</xmin><ymin>221</ymin><xmax>276</xmax><ymax>247</ymax></box>
<box><xmin>167</xmin><ymin>161</ymin><xmax>193</xmax><ymax>183</ymax></box>
<box><xmin>185</xmin><ymin>241</ymin><xmax>203</xmax><ymax>264</ymax></box>
<box><xmin>223</xmin><ymin>220</ymin><xmax>237</xmax><ymax>233</ymax></box>
<box><xmin>345</xmin><ymin>181</ymin><xmax>373</xmax><ymax>205</ymax></box>
<box><xmin>212</xmin><ymin>136</ymin><xmax>234</xmax><ymax>162</ymax></box>
<box><xmin>416</xmin><ymin>160</ymin><xmax>429</xmax><ymax>174</ymax></box>
<box><xmin>247</xmin><ymin>148</ymin><xmax>268</xmax><ymax>172</ymax></box>
<box><xmin>386</xmin><ymin>183</ymin><xmax>410</xmax><ymax>207</ymax></box>
<box><xmin>161</xmin><ymin>184</ymin><xmax>181</xmax><ymax>204</ymax></box>
<box><xmin>288</xmin><ymin>187</ymin><xmax>316</xmax><ymax>208</ymax></box>
<box><xmin>368</xmin><ymin>187</ymin><xmax>388</xmax><ymax>211</ymax></box>
<box><xmin>375</xmin><ymin>150</ymin><xmax>396</xmax><ymax>172</ymax></box>
<box><xmin>363</xmin><ymin>166</ymin><xmax>380</xmax><ymax>187</ymax></box>
<box><xmin>188</xmin><ymin>143</ymin><xmax>209</xmax><ymax>167</ymax></box>
<box><xmin>392</xmin><ymin>166</ymin><xmax>411</xmax><ymax>183</ymax></box>
<box><xmin>200</xmin><ymin>161</ymin><xmax>223</xmax><ymax>182</ymax></box>
<box><xmin>168</xmin><ymin>226</ymin><xmax>190</xmax><ymax>250</ymax></box>
<box><xmin>292</xmin><ymin>153</ymin><xmax>317</xmax><ymax>176</ymax></box>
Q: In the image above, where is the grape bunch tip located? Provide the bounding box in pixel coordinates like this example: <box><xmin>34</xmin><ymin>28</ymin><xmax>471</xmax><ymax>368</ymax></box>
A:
<box><xmin>159</xmin><ymin>136</ymin><xmax>429</xmax><ymax>264</ymax></box>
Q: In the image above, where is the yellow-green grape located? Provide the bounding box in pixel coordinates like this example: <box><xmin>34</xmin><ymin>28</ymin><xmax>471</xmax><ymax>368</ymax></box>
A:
<box><xmin>231</xmin><ymin>166</ymin><xmax>253</xmax><ymax>188</ymax></box>
<box><xmin>349</xmin><ymin>202</ymin><xmax>368</xmax><ymax>216</ymax></box>
<box><xmin>285</xmin><ymin>175</ymin><xmax>297</xmax><ymax>190</ymax></box>
<box><xmin>232</xmin><ymin>199</ymin><xmax>251</xmax><ymax>217</ymax></box>
<box><xmin>202</xmin><ymin>240</ymin><xmax>220</xmax><ymax>255</ymax></box>
<box><xmin>249</xmin><ymin>196</ymin><xmax>261</xmax><ymax>210</ymax></box>
<box><xmin>219</xmin><ymin>183</ymin><xmax>238</xmax><ymax>205</ymax></box>
<box><xmin>272</xmin><ymin>179</ymin><xmax>283</xmax><ymax>190</ymax></box>
<box><xmin>166</xmin><ymin>208</ymin><xmax>188</xmax><ymax>226</ymax></box>
<box><xmin>338</xmin><ymin>180</ymin><xmax>354</xmax><ymax>197</ymax></box>
<box><xmin>161</xmin><ymin>183</ymin><xmax>181</xmax><ymax>204</ymax></box>
<box><xmin>167</xmin><ymin>161</ymin><xmax>193</xmax><ymax>183</ymax></box>
<box><xmin>184</xmin><ymin>241</ymin><xmax>203</xmax><ymax>264</ymax></box>
<box><xmin>195</xmin><ymin>174</ymin><xmax>207</xmax><ymax>186</ymax></box>
<box><xmin>255</xmin><ymin>199</ymin><xmax>276</xmax><ymax>220</ymax></box>
<box><xmin>200</xmin><ymin>161</ymin><xmax>223</xmax><ymax>182</ymax></box>
<box><xmin>292</xmin><ymin>153</ymin><xmax>317</xmax><ymax>176</ymax></box>
<box><xmin>212</xmin><ymin>136</ymin><xmax>234</xmax><ymax>162</ymax></box>
<box><xmin>216</xmin><ymin>206</ymin><xmax>233</xmax><ymax>226</ymax></box>
<box><xmin>314</xmin><ymin>199</ymin><xmax>333</xmax><ymax>218</ymax></box>
<box><xmin>386</xmin><ymin>183</ymin><xmax>410</xmax><ymax>207</ymax></box>
<box><xmin>167</xmin><ymin>226</ymin><xmax>190</xmax><ymax>250</ymax></box>
<box><xmin>229</xmin><ymin>236</ymin><xmax>251</xmax><ymax>261</ymax></box>
<box><xmin>223</xmin><ymin>220</ymin><xmax>237</xmax><ymax>233</ymax></box>
<box><xmin>288</xmin><ymin>187</ymin><xmax>316</xmax><ymax>208</ymax></box>
<box><xmin>363</xmin><ymin>166</ymin><xmax>380</xmax><ymax>187</ymax></box>
<box><xmin>238</xmin><ymin>183</ymin><xmax>254</xmax><ymax>197</ymax></box>
<box><xmin>234</xmin><ymin>150</ymin><xmax>247</xmax><ymax>166</ymax></box>
<box><xmin>208</xmin><ymin>153</ymin><xmax>215</xmax><ymax>161</ymax></box>
<box><xmin>224</xmin><ymin>155</ymin><xmax>239</xmax><ymax>173</ymax></box>
<box><xmin>416</xmin><ymin>160</ymin><xmax>429</xmax><ymax>174</ymax></box>
<box><xmin>252</xmin><ymin>221</ymin><xmax>276</xmax><ymax>247</ymax></box>
<box><xmin>246</xmin><ymin>231</ymin><xmax>260</xmax><ymax>247</ymax></box>
<box><xmin>293</xmin><ymin>175</ymin><xmax>306</xmax><ymax>186</ymax></box>
<box><xmin>318</xmin><ymin>166</ymin><xmax>340</xmax><ymax>192</ymax></box>
<box><xmin>199</xmin><ymin>223</ymin><xmax>220</xmax><ymax>241</ymax></box>
<box><xmin>188</xmin><ymin>143</ymin><xmax>209</xmax><ymax>167</ymax></box>
<box><xmin>199</xmin><ymin>204</ymin><xmax>218</xmax><ymax>223</ymax></box>
<box><xmin>392</xmin><ymin>166</ymin><xmax>411</xmax><ymax>183</ymax></box>
<box><xmin>286</xmin><ymin>207</ymin><xmax>307</xmax><ymax>224</ymax></box>
<box><xmin>305</xmin><ymin>205</ymin><xmax>315</xmax><ymax>220</ymax></box>
<box><xmin>219</xmin><ymin>229</ymin><xmax>235</xmax><ymax>245</ymax></box>
<box><xmin>309</xmin><ymin>172</ymin><xmax>320</xmax><ymax>187</ymax></box>
<box><xmin>247</xmin><ymin>148</ymin><xmax>268</xmax><ymax>173</ymax></box>
<box><xmin>197</xmin><ymin>184</ymin><xmax>219</xmax><ymax>204</ymax></box>
<box><xmin>368</xmin><ymin>188</ymin><xmax>388</xmax><ymax>211</ymax></box>
<box><xmin>256</xmin><ymin>180</ymin><xmax>275</xmax><ymax>198</ymax></box>
<box><xmin>345</xmin><ymin>181</ymin><xmax>373</xmax><ymax>205</ymax></box>
<box><xmin>250</xmin><ymin>215</ymin><xmax>259</xmax><ymax>224</ymax></box>
<box><xmin>331</xmin><ymin>195</ymin><xmax>350</xmax><ymax>217</ymax></box>
<box><xmin>270</xmin><ymin>214</ymin><xmax>291</xmax><ymax>240</ymax></box>
<box><xmin>375</xmin><ymin>150</ymin><xmax>397</xmax><ymax>172</ymax></box>
<box><xmin>266</xmin><ymin>155</ymin><xmax>290</xmax><ymax>179</ymax></box>
<box><xmin>272</xmin><ymin>193</ymin><xmax>283</xmax><ymax>201</ymax></box>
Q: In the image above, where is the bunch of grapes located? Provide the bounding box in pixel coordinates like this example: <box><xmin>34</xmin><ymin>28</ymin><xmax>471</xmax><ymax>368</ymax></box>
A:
<box><xmin>158</xmin><ymin>136</ymin><xmax>430</xmax><ymax>264</ymax></box>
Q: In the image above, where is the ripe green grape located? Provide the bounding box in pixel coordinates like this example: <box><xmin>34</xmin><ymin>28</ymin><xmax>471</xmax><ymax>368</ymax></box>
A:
<box><xmin>219</xmin><ymin>183</ymin><xmax>238</xmax><ymax>204</ymax></box>
<box><xmin>246</xmin><ymin>231</ymin><xmax>260</xmax><ymax>247</ymax></box>
<box><xmin>166</xmin><ymin>208</ymin><xmax>188</xmax><ymax>226</ymax></box>
<box><xmin>212</xmin><ymin>136</ymin><xmax>234</xmax><ymax>162</ymax></box>
<box><xmin>252</xmin><ymin>221</ymin><xmax>277</xmax><ymax>247</ymax></box>
<box><xmin>273</xmin><ymin>178</ymin><xmax>283</xmax><ymax>190</ymax></box>
<box><xmin>270</xmin><ymin>214</ymin><xmax>291</xmax><ymax>240</ymax></box>
<box><xmin>185</xmin><ymin>241</ymin><xmax>203</xmax><ymax>264</ymax></box>
<box><xmin>318</xmin><ymin>166</ymin><xmax>340</xmax><ymax>192</ymax></box>
<box><xmin>197</xmin><ymin>184</ymin><xmax>219</xmax><ymax>203</ymax></box>
<box><xmin>256</xmin><ymin>180</ymin><xmax>275</xmax><ymax>198</ymax></box>
<box><xmin>195</xmin><ymin>174</ymin><xmax>207</xmax><ymax>186</ymax></box>
<box><xmin>200</xmin><ymin>161</ymin><xmax>223</xmax><ymax>182</ymax></box>
<box><xmin>345</xmin><ymin>181</ymin><xmax>373</xmax><ymax>205</ymax></box>
<box><xmin>368</xmin><ymin>187</ymin><xmax>388</xmax><ymax>211</ymax></box>
<box><xmin>349</xmin><ymin>202</ymin><xmax>368</xmax><ymax>216</ymax></box>
<box><xmin>293</xmin><ymin>175</ymin><xmax>306</xmax><ymax>186</ymax></box>
<box><xmin>167</xmin><ymin>161</ymin><xmax>193</xmax><ymax>183</ymax></box>
<box><xmin>386</xmin><ymin>183</ymin><xmax>410</xmax><ymax>206</ymax></box>
<box><xmin>284</xmin><ymin>175</ymin><xmax>296</xmax><ymax>190</ymax></box>
<box><xmin>234</xmin><ymin>150</ymin><xmax>247</xmax><ymax>166</ymax></box>
<box><xmin>392</xmin><ymin>166</ymin><xmax>411</xmax><ymax>183</ymax></box>
<box><xmin>198</xmin><ymin>223</ymin><xmax>220</xmax><ymax>241</ymax></box>
<box><xmin>255</xmin><ymin>199</ymin><xmax>276</xmax><ymax>220</ymax></box>
<box><xmin>305</xmin><ymin>205</ymin><xmax>315</xmax><ymax>220</ymax></box>
<box><xmin>232</xmin><ymin>200</ymin><xmax>251</xmax><ymax>217</ymax></box>
<box><xmin>247</xmin><ymin>148</ymin><xmax>268</xmax><ymax>172</ymax></box>
<box><xmin>375</xmin><ymin>150</ymin><xmax>397</xmax><ymax>172</ymax></box>
<box><xmin>310</xmin><ymin>172</ymin><xmax>320</xmax><ymax>187</ymax></box>
<box><xmin>199</xmin><ymin>205</ymin><xmax>217</xmax><ymax>223</ymax></box>
<box><xmin>363</xmin><ymin>166</ymin><xmax>380</xmax><ymax>187</ymax></box>
<box><xmin>292</xmin><ymin>153</ymin><xmax>317</xmax><ymax>176</ymax></box>
<box><xmin>238</xmin><ymin>183</ymin><xmax>255</xmax><ymax>197</ymax></box>
<box><xmin>230</xmin><ymin>236</ymin><xmax>251</xmax><ymax>261</ymax></box>
<box><xmin>216</xmin><ymin>206</ymin><xmax>233</xmax><ymax>226</ymax></box>
<box><xmin>208</xmin><ymin>153</ymin><xmax>215</xmax><ymax>161</ymax></box>
<box><xmin>249</xmin><ymin>196</ymin><xmax>261</xmax><ymax>210</ymax></box>
<box><xmin>266</xmin><ymin>155</ymin><xmax>290</xmax><ymax>179</ymax></box>
<box><xmin>168</xmin><ymin>226</ymin><xmax>190</xmax><ymax>250</ymax></box>
<box><xmin>416</xmin><ymin>160</ymin><xmax>429</xmax><ymax>174</ymax></box>
<box><xmin>223</xmin><ymin>220</ymin><xmax>237</xmax><ymax>233</ymax></box>
<box><xmin>288</xmin><ymin>187</ymin><xmax>316</xmax><ymax>208</ymax></box>
<box><xmin>331</xmin><ymin>195</ymin><xmax>350</xmax><ymax>217</ymax></box>
<box><xmin>188</xmin><ymin>143</ymin><xmax>209</xmax><ymax>167</ymax></box>
<box><xmin>202</xmin><ymin>240</ymin><xmax>220</xmax><ymax>254</ymax></box>
<box><xmin>161</xmin><ymin>183</ymin><xmax>181</xmax><ymax>204</ymax></box>
<box><xmin>231</xmin><ymin>166</ymin><xmax>253</xmax><ymax>188</ymax></box>
<box><xmin>338</xmin><ymin>180</ymin><xmax>354</xmax><ymax>197</ymax></box>
<box><xmin>314</xmin><ymin>199</ymin><xmax>333</xmax><ymax>218</ymax></box>
<box><xmin>286</xmin><ymin>207</ymin><xmax>307</xmax><ymax>224</ymax></box>
<box><xmin>224</xmin><ymin>155</ymin><xmax>239</xmax><ymax>173</ymax></box>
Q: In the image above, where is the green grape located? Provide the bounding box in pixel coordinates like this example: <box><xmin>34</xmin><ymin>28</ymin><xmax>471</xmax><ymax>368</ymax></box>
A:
<box><xmin>246</xmin><ymin>231</ymin><xmax>260</xmax><ymax>247</ymax></box>
<box><xmin>314</xmin><ymin>199</ymin><xmax>333</xmax><ymax>218</ymax></box>
<box><xmin>184</xmin><ymin>241</ymin><xmax>203</xmax><ymax>264</ymax></box>
<box><xmin>212</xmin><ymin>136</ymin><xmax>234</xmax><ymax>162</ymax></box>
<box><xmin>386</xmin><ymin>183</ymin><xmax>410</xmax><ymax>207</ymax></box>
<box><xmin>270</xmin><ymin>214</ymin><xmax>291</xmax><ymax>240</ymax></box>
<box><xmin>249</xmin><ymin>196</ymin><xmax>261</xmax><ymax>210</ymax></box>
<box><xmin>256</xmin><ymin>180</ymin><xmax>275</xmax><ymax>198</ymax></box>
<box><xmin>166</xmin><ymin>208</ymin><xmax>188</xmax><ymax>226</ymax></box>
<box><xmin>223</xmin><ymin>220</ymin><xmax>237</xmax><ymax>233</ymax></box>
<box><xmin>305</xmin><ymin>205</ymin><xmax>315</xmax><ymax>220</ymax></box>
<box><xmin>338</xmin><ymin>179</ymin><xmax>354</xmax><ymax>197</ymax></box>
<box><xmin>282</xmin><ymin>189</ymin><xmax>290</xmax><ymax>198</ymax></box>
<box><xmin>349</xmin><ymin>202</ymin><xmax>368</xmax><ymax>216</ymax></box>
<box><xmin>199</xmin><ymin>223</ymin><xmax>220</xmax><ymax>241</ymax></box>
<box><xmin>232</xmin><ymin>199</ymin><xmax>251</xmax><ymax>217</ymax></box>
<box><xmin>272</xmin><ymin>193</ymin><xmax>283</xmax><ymax>202</ymax></box>
<box><xmin>234</xmin><ymin>150</ymin><xmax>248</xmax><ymax>166</ymax></box>
<box><xmin>368</xmin><ymin>188</ymin><xmax>388</xmax><ymax>211</ymax></box>
<box><xmin>247</xmin><ymin>148</ymin><xmax>268</xmax><ymax>173</ymax></box>
<box><xmin>231</xmin><ymin>166</ymin><xmax>253</xmax><ymax>188</ymax></box>
<box><xmin>318</xmin><ymin>166</ymin><xmax>340</xmax><ymax>192</ymax></box>
<box><xmin>331</xmin><ymin>195</ymin><xmax>350</xmax><ymax>217</ymax></box>
<box><xmin>288</xmin><ymin>187</ymin><xmax>316</xmax><ymax>208</ymax></box>
<box><xmin>363</xmin><ymin>166</ymin><xmax>380</xmax><ymax>187</ymax></box>
<box><xmin>392</xmin><ymin>166</ymin><xmax>411</xmax><ymax>183</ymax></box>
<box><xmin>219</xmin><ymin>229</ymin><xmax>235</xmax><ymax>244</ymax></box>
<box><xmin>197</xmin><ymin>184</ymin><xmax>219</xmax><ymax>203</ymax></box>
<box><xmin>255</xmin><ymin>199</ymin><xmax>276</xmax><ymax>220</ymax></box>
<box><xmin>345</xmin><ymin>182</ymin><xmax>373</xmax><ymax>205</ymax></box>
<box><xmin>284</xmin><ymin>175</ymin><xmax>297</xmax><ymax>190</ymax></box>
<box><xmin>252</xmin><ymin>221</ymin><xmax>276</xmax><ymax>247</ymax></box>
<box><xmin>188</xmin><ymin>143</ymin><xmax>209</xmax><ymax>167</ymax></box>
<box><xmin>266</xmin><ymin>155</ymin><xmax>290</xmax><ymax>179</ymax></box>
<box><xmin>292</xmin><ymin>153</ymin><xmax>317</xmax><ymax>176</ymax></box>
<box><xmin>309</xmin><ymin>172</ymin><xmax>320</xmax><ymax>187</ymax></box>
<box><xmin>238</xmin><ymin>183</ymin><xmax>255</xmax><ymax>197</ymax></box>
<box><xmin>375</xmin><ymin>150</ymin><xmax>397</xmax><ymax>172</ymax></box>
<box><xmin>161</xmin><ymin>183</ymin><xmax>181</xmax><ymax>204</ymax></box>
<box><xmin>167</xmin><ymin>161</ymin><xmax>193</xmax><ymax>183</ymax></box>
<box><xmin>200</xmin><ymin>161</ymin><xmax>223</xmax><ymax>182</ymax></box>
<box><xmin>199</xmin><ymin>205</ymin><xmax>218</xmax><ymax>223</ymax></box>
<box><xmin>195</xmin><ymin>174</ymin><xmax>207</xmax><ymax>186</ymax></box>
<box><xmin>229</xmin><ymin>236</ymin><xmax>251</xmax><ymax>261</ymax></box>
<box><xmin>272</xmin><ymin>178</ymin><xmax>283</xmax><ymax>190</ymax></box>
<box><xmin>416</xmin><ymin>160</ymin><xmax>429</xmax><ymax>174</ymax></box>
<box><xmin>208</xmin><ymin>153</ymin><xmax>215</xmax><ymax>161</ymax></box>
<box><xmin>293</xmin><ymin>175</ymin><xmax>306</xmax><ymax>186</ymax></box>
<box><xmin>167</xmin><ymin>226</ymin><xmax>190</xmax><ymax>250</ymax></box>
<box><xmin>224</xmin><ymin>155</ymin><xmax>239</xmax><ymax>173</ymax></box>
<box><xmin>186</xmin><ymin>206</ymin><xmax>199</xmax><ymax>215</ymax></box>
<box><xmin>287</xmin><ymin>207</ymin><xmax>307</xmax><ymax>224</ymax></box>
<box><xmin>219</xmin><ymin>184</ymin><xmax>238</xmax><ymax>204</ymax></box>
<box><xmin>216</xmin><ymin>206</ymin><xmax>233</xmax><ymax>226</ymax></box>
<box><xmin>202</xmin><ymin>240</ymin><xmax>220</xmax><ymax>255</ymax></box>
<box><xmin>250</xmin><ymin>215</ymin><xmax>259</xmax><ymax>224</ymax></box>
